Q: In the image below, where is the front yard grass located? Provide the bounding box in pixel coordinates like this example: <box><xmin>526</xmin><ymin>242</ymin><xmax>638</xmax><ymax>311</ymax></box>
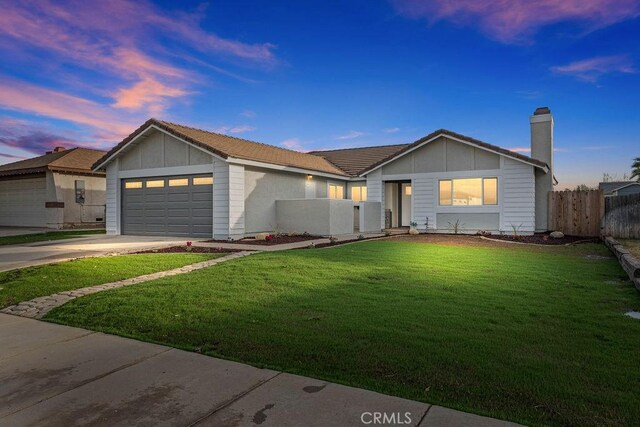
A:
<box><xmin>45</xmin><ymin>240</ymin><xmax>640</xmax><ymax>426</ymax></box>
<box><xmin>0</xmin><ymin>253</ymin><xmax>223</xmax><ymax>308</ymax></box>
<box><xmin>0</xmin><ymin>229</ymin><xmax>106</xmax><ymax>246</ymax></box>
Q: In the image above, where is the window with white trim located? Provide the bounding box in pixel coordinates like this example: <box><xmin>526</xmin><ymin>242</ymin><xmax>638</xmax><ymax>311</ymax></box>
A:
<box><xmin>329</xmin><ymin>184</ymin><xmax>344</xmax><ymax>199</ymax></box>
<box><xmin>351</xmin><ymin>185</ymin><xmax>367</xmax><ymax>202</ymax></box>
<box><xmin>439</xmin><ymin>177</ymin><xmax>498</xmax><ymax>206</ymax></box>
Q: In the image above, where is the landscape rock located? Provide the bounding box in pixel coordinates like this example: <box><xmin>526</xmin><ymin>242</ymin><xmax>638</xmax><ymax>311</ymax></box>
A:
<box><xmin>549</xmin><ymin>231</ymin><xmax>565</xmax><ymax>239</ymax></box>
<box><xmin>255</xmin><ymin>233</ymin><xmax>269</xmax><ymax>241</ymax></box>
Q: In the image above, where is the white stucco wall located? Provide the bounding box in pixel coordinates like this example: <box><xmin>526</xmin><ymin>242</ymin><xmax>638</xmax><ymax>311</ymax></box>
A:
<box><xmin>275</xmin><ymin>199</ymin><xmax>354</xmax><ymax>235</ymax></box>
<box><xmin>359</xmin><ymin>201</ymin><xmax>382</xmax><ymax>232</ymax></box>
<box><xmin>52</xmin><ymin>172</ymin><xmax>106</xmax><ymax>227</ymax></box>
<box><xmin>244</xmin><ymin>167</ymin><xmax>306</xmax><ymax>234</ymax></box>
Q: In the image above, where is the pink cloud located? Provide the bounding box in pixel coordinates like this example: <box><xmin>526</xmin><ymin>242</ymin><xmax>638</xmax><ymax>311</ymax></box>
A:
<box><xmin>112</xmin><ymin>78</ymin><xmax>189</xmax><ymax>115</ymax></box>
<box><xmin>550</xmin><ymin>55</ymin><xmax>636</xmax><ymax>82</ymax></box>
<box><xmin>0</xmin><ymin>0</ymin><xmax>276</xmax><ymax>118</ymax></box>
<box><xmin>0</xmin><ymin>78</ymin><xmax>137</xmax><ymax>140</ymax></box>
<box><xmin>391</xmin><ymin>0</ymin><xmax>640</xmax><ymax>43</ymax></box>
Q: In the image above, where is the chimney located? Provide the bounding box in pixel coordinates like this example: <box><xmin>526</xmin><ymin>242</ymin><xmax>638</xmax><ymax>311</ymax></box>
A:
<box><xmin>53</xmin><ymin>146</ymin><xmax>66</xmax><ymax>153</ymax></box>
<box><xmin>530</xmin><ymin>107</ymin><xmax>554</xmax><ymax>232</ymax></box>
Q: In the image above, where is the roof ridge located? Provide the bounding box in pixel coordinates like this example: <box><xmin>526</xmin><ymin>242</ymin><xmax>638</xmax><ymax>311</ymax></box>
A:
<box><xmin>157</xmin><ymin>119</ymin><xmax>329</xmax><ymax>160</ymax></box>
<box><xmin>309</xmin><ymin>143</ymin><xmax>409</xmax><ymax>154</ymax></box>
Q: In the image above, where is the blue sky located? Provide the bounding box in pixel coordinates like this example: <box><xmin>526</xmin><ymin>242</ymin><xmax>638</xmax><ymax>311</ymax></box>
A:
<box><xmin>0</xmin><ymin>0</ymin><xmax>638</xmax><ymax>188</ymax></box>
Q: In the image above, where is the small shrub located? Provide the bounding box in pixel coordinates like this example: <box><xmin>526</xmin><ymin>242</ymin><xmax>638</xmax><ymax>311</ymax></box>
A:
<box><xmin>329</xmin><ymin>236</ymin><xmax>338</xmax><ymax>245</ymax></box>
<box><xmin>448</xmin><ymin>219</ymin><xmax>464</xmax><ymax>234</ymax></box>
<box><xmin>384</xmin><ymin>230</ymin><xmax>392</xmax><ymax>237</ymax></box>
<box><xmin>510</xmin><ymin>223</ymin><xmax>523</xmax><ymax>239</ymax></box>
<box><xmin>357</xmin><ymin>234</ymin><xmax>365</xmax><ymax>240</ymax></box>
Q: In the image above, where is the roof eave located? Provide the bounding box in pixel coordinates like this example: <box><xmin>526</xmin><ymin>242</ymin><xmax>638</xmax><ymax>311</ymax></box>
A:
<box><xmin>358</xmin><ymin>130</ymin><xmax>549</xmax><ymax>176</ymax></box>
<box><xmin>92</xmin><ymin>119</ymin><xmax>231</xmax><ymax>172</ymax></box>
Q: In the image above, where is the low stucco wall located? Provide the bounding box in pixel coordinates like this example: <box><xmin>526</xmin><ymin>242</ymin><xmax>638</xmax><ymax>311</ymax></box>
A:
<box><xmin>359</xmin><ymin>201</ymin><xmax>382</xmax><ymax>232</ymax></box>
<box><xmin>275</xmin><ymin>199</ymin><xmax>354</xmax><ymax>236</ymax></box>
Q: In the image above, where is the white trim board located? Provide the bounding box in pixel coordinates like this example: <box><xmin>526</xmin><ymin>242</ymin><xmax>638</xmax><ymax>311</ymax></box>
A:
<box><xmin>117</xmin><ymin>164</ymin><xmax>214</xmax><ymax>179</ymax></box>
<box><xmin>228</xmin><ymin>157</ymin><xmax>350</xmax><ymax>181</ymax></box>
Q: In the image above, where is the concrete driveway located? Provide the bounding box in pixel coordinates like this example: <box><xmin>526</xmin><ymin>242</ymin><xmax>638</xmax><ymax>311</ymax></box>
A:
<box><xmin>0</xmin><ymin>314</ymin><xmax>519</xmax><ymax>426</ymax></box>
<box><xmin>0</xmin><ymin>234</ymin><xmax>193</xmax><ymax>272</ymax></box>
<box><xmin>0</xmin><ymin>227</ymin><xmax>50</xmax><ymax>237</ymax></box>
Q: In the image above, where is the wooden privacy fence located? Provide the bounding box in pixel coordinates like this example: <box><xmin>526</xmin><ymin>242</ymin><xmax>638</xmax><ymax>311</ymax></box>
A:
<box><xmin>604</xmin><ymin>193</ymin><xmax>640</xmax><ymax>239</ymax></box>
<box><xmin>548</xmin><ymin>190</ymin><xmax>603</xmax><ymax>237</ymax></box>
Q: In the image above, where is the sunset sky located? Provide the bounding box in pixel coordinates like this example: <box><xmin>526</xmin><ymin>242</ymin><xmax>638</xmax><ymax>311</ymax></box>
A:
<box><xmin>0</xmin><ymin>0</ymin><xmax>638</xmax><ymax>188</ymax></box>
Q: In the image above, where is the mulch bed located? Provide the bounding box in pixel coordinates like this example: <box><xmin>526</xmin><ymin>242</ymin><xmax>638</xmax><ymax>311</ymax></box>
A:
<box><xmin>482</xmin><ymin>233</ymin><xmax>598</xmax><ymax>245</ymax></box>
<box><xmin>208</xmin><ymin>235</ymin><xmax>322</xmax><ymax>246</ymax></box>
<box><xmin>137</xmin><ymin>246</ymin><xmax>242</xmax><ymax>254</ymax></box>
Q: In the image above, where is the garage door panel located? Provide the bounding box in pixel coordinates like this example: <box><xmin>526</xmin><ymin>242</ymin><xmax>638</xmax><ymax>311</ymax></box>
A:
<box><xmin>191</xmin><ymin>192</ymin><xmax>213</xmax><ymax>202</ymax></box>
<box><xmin>167</xmin><ymin>193</ymin><xmax>190</xmax><ymax>202</ymax></box>
<box><xmin>122</xmin><ymin>175</ymin><xmax>213</xmax><ymax>237</ymax></box>
<box><xmin>0</xmin><ymin>177</ymin><xmax>47</xmax><ymax>227</ymax></box>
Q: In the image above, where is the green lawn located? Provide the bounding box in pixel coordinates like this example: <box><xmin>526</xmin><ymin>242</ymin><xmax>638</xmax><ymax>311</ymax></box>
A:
<box><xmin>45</xmin><ymin>241</ymin><xmax>640</xmax><ymax>426</ymax></box>
<box><xmin>0</xmin><ymin>253</ymin><xmax>223</xmax><ymax>308</ymax></box>
<box><xmin>0</xmin><ymin>229</ymin><xmax>106</xmax><ymax>246</ymax></box>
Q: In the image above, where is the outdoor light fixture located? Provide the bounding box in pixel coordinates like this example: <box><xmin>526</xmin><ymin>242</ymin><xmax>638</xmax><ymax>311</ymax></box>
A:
<box><xmin>307</xmin><ymin>174</ymin><xmax>313</xmax><ymax>180</ymax></box>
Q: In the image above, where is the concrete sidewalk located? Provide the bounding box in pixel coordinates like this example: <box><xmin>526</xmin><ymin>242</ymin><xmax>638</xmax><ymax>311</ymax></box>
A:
<box><xmin>0</xmin><ymin>314</ymin><xmax>520</xmax><ymax>426</ymax></box>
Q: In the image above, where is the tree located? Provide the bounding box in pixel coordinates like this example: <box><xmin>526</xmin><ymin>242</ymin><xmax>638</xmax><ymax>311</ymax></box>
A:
<box><xmin>575</xmin><ymin>184</ymin><xmax>593</xmax><ymax>191</ymax></box>
<box><xmin>632</xmin><ymin>157</ymin><xmax>640</xmax><ymax>182</ymax></box>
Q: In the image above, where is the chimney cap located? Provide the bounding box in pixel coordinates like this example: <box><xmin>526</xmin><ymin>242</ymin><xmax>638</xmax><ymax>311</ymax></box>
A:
<box><xmin>533</xmin><ymin>107</ymin><xmax>551</xmax><ymax>115</ymax></box>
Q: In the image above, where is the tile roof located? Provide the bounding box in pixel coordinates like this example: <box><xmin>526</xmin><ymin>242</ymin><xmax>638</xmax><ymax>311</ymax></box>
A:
<box><xmin>309</xmin><ymin>144</ymin><xmax>410</xmax><ymax>176</ymax></box>
<box><xmin>94</xmin><ymin>119</ymin><xmax>349</xmax><ymax>177</ymax></box>
<box><xmin>94</xmin><ymin>119</ymin><xmax>549</xmax><ymax>178</ymax></box>
<box><xmin>357</xmin><ymin>129</ymin><xmax>549</xmax><ymax>175</ymax></box>
<box><xmin>0</xmin><ymin>148</ymin><xmax>106</xmax><ymax>177</ymax></box>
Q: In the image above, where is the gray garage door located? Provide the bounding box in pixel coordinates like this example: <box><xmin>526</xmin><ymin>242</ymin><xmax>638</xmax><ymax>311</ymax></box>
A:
<box><xmin>122</xmin><ymin>175</ymin><xmax>213</xmax><ymax>237</ymax></box>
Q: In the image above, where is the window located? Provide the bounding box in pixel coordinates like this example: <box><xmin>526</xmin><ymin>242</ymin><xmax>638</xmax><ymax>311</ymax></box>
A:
<box><xmin>329</xmin><ymin>184</ymin><xmax>344</xmax><ymax>199</ymax></box>
<box><xmin>146</xmin><ymin>180</ymin><xmax>165</xmax><ymax>188</ymax></box>
<box><xmin>438</xmin><ymin>178</ymin><xmax>498</xmax><ymax>206</ymax></box>
<box><xmin>193</xmin><ymin>177</ymin><xmax>213</xmax><ymax>185</ymax></box>
<box><xmin>125</xmin><ymin>181</ymin><xmax>142</xmax><ymax>189</ymax></box>
<box><xmin>439</xmin><ymin>180</ymin><xmax>452</xmax><ymax>205</ymax></box>
<box><xmin>169</xmin><ymin>178</ymin><xmax>188</xmax><ymax>187</ymax></box>
<box><xmin>75</xmin><ymin>180</ymin><xmax>85</xmax><ymax>204</ymax></box>
<box><xmin>351</xmin><ymin>185</ymin><xmax>367</xmax><ymax>202</ymax></box>
<box><xmin>483</xmin><ymin>178</ymin><xmax>498</xmax><ymax>205</ymax></box>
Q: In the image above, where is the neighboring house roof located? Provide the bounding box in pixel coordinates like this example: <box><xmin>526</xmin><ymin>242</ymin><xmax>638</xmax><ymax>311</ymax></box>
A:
<box><xmin>0</xmin><ymin>148</ymin><xmax>106</xmax><ymax>178</ymax></box>
<box><xmin>309</xmin><ymin>144</ymin><xmax>410</xmax><ymax>176</ymax></box>
<box><xmin>357</xmin><ymin>129</ymin><xmax>549</xmax><ymax>176</ymax></box>
<box><xmin>93</xmin><ymin>119</ymin><xmax>349</xmax><ymax>177</ymax></box>
<box><xmin>598</xmin><ymin>181</ymin><xmax>636</xmax><ymax>195</ymax></box>
<box><xmin>610</xmin><ymin>182</ymin><xmax>640</xmax><ymax>194</ymax></box>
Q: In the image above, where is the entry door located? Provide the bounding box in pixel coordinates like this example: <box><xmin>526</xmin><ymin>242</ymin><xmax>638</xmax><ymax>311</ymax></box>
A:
<box><xmin>400</xmin><ymin>183</ymin><xmax>412</xmax><ymax>226</ymax></box>
<box><xmin>121</xmin><ymin>175</ymin><xmax>213</xmax><ymax>237</ymax></box>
